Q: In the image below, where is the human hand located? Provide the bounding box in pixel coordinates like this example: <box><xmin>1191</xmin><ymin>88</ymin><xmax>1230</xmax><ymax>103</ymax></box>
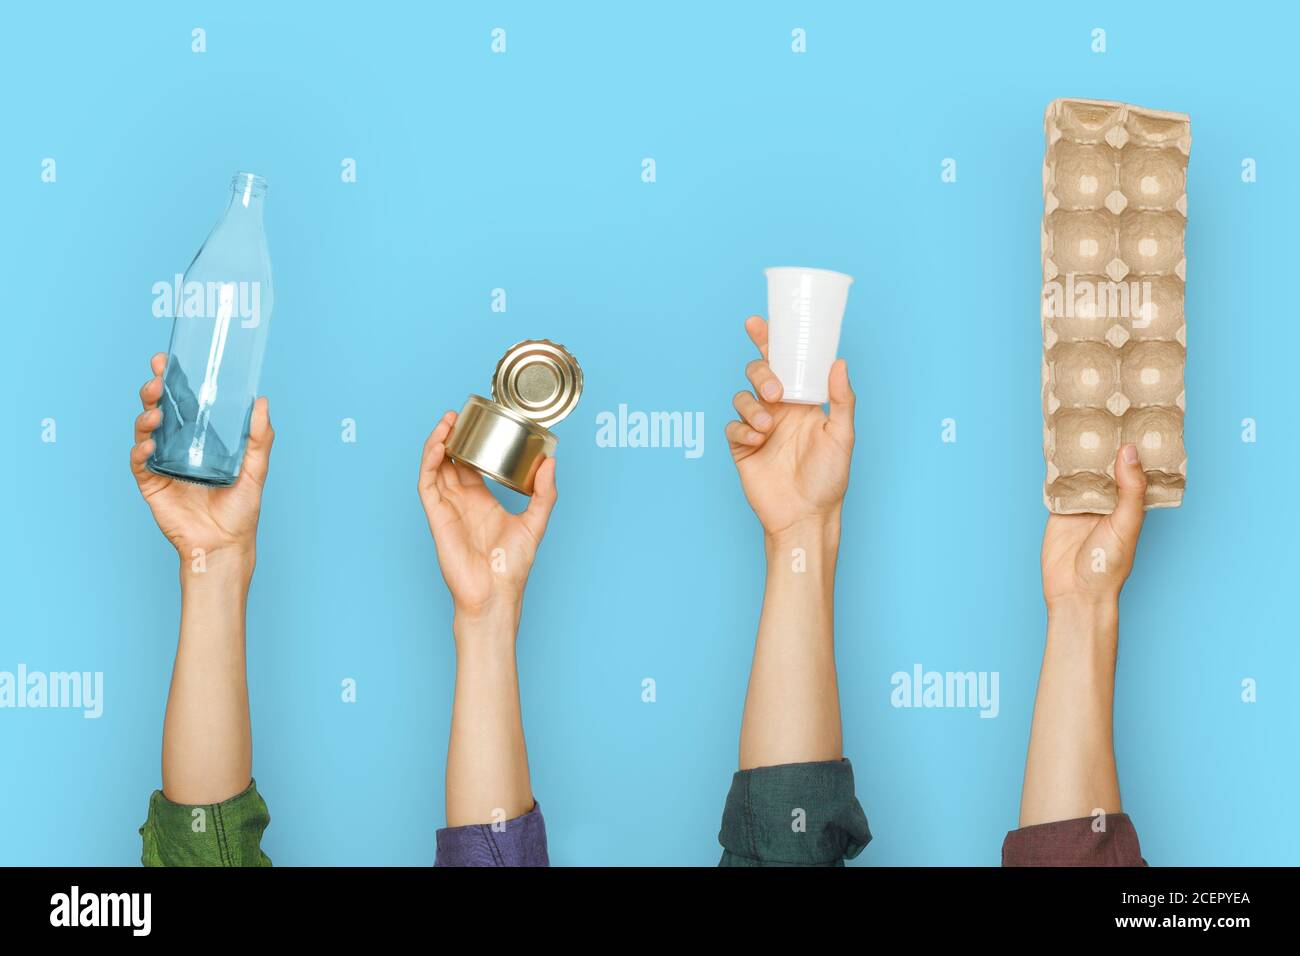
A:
<box><xmin>726</xmin><ymin>315</ymin><xmax>855</xmax><ymax>537</ymax></box>
<box><xmin>1041</xmin><ymin>445</ymin><xmax>1148</xmax><ymax>612</ymax></box>
<box><xmin>418</xmin><ymin>410</ymin><xmax>558</xmax><ymax>622</ymax></box>
<box><xmin>130</xmin><ymin>352</ymin><xmax>273</xmax><ymax>567</ymax></box>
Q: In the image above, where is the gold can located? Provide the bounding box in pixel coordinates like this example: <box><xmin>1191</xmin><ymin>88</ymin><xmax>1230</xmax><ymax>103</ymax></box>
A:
<box><xmin>446</xmin><ymin>339</ymin><xmax>582</xmax><ymax>495</ymax></box>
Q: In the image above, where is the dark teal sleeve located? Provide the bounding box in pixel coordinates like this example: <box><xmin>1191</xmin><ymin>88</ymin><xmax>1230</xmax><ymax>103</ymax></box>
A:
<box><xmin>718</xmin><ymin>759</ymin><xmax>871</xmax><ymax>866</ymax></box>
<box><xmin>140</xmin><ymin>779</ymin><xmax>272</xmax><ymax>867</ymax></box>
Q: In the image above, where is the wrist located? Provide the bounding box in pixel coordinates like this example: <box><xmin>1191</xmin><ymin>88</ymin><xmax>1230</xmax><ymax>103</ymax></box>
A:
<box><xmin>1046</xmin><ymin>595</ymin><xmax>1119</xmax><ymax>641</ymax></box>
<box><xmin>764</xmin><ymin>512</ymin><xmax>842</xmax><ymax>559</ymax></box>
<box><xmin>179</xmin><ymin>546</ymin><xmax>255</xmax><ymax>587</ymax></box>
<box><xmin>453</xmin><ymin>598</ymin><xmax>522</xmax><ymax>648</ymax></box>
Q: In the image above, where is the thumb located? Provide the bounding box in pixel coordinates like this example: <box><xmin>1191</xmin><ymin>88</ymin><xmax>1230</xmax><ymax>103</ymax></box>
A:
<box><xmin>1110</xmin><ymin>443</ymin><xmax>1147</xmax><ymax>547</ymax></box>
<box><xmin>240</xmin><ymin>397</ymin><xmax>275</xmax><ymax>488</ymax></box>
<box><xmin>826</xmin><ymin>358</ymin><xmax>855</xmax><ymax>446</ymax></box>
<box><xmin>520</xmin><ymin>456</ymin><xmax>558</xmax><ymax>542</ymax></box>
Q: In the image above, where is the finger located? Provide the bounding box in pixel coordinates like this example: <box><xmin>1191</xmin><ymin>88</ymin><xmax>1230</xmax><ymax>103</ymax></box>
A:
<box><xmin>422</xmin><ymin>454</ymin><xmax>472</xmax><ymax>568</ymax></box>
<box><xmin>418</xmin><ymin>412</ymin><xmax>457</xmax><ymax>499</ymax></box>
<box><xmin>436</xmin><ymin>456</ymin><xmax>467</xmax><ymax>497</ymax></box>
<box><xmin>1109</xmin><ymin>443</ymin><xmax>1148</xmax><ymax>547</ymax></box>
<box><xmin>726</xmin><ymin>419</ymin><xmax>765</xmax><ymax>448</ymax></box>
<box><xmin>139</xmin><ymin>374</ymin><xmax>163</xmax><ymax>411</ymax></box>
<box><xmin>436</xmin><ymin>409</ymin><xmax>485</xmax><ymax>487</ymax></box>
<box><xmin>129</xmin><ymin>438</ymin><xmax>166</xmax><ymax>495</ymax></box>
<box><xmin>419</xmin><ymin>438</ymin><xmax>446</xmax><ymax>503</ymax></box>
<box><xmin>134</xmin><ymin>406</ymin><xmax>162</xmax><ymax>445</ymax></box>
<box><xmin>151</xmin><ymin>352</ymin><xmax>167</xmax><ymax>377</ymax></box>
<box><xmin>129</xmin><ymin>438</ymin><xmax>153</xmax><ymax>479</ymax></box>
<box><xmin>520</xmin><ymin>457</ymin><xmax>558</xmax><ymax>541</ymax></box>
<box><xmin>732</xmin><ymin>390</ymin><xmax>773</xmax><ymax>432</ymax></box>
<box><xmin>451</xmin><ymin>458</ymin><xmax>485</xmax><ymax>487</ymax></box>
<box><xmin>420</xmin><ymin>445</ymin><xmax>471</xmax><ymax>567</ymax></box>
<box><xmin>745</xmin><ymin>315</ymin><xmax>770</xmax><ymax>361</ymax></box>
<box><xmin>745</xmin><ymin>359</ymin><xmax>783</xmax><ymax>404</ymax></box>
<box><xmin>825</xmin><ymin>358</ymin><xmax>855</xmax><ymax>445</ymax></box>
<box><xmin>239</xmin><ymin>397</ymin><xmax>274</xmax><ymax>488</ymax></box>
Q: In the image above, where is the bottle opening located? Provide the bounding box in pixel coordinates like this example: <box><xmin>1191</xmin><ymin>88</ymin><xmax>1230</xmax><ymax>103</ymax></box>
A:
<box><xmin>230</xmin><ymin>172</ymin><xmax>268</xmax><ymax>205</ymax></box>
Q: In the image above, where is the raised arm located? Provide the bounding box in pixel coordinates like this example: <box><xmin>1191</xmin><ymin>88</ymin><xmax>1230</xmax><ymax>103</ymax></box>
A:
<box><xmin>131</xmin><ymin>352</ymin><xmax>274</xmax><ymax>866</ymax></box>
<box><xmin>1005</xmin><ymin>444</ymin><xmax>1148</xmax><ymax>866</ymax></box>
<box><xmin>717</xmin><ymin>315</ymin><xmax>870</xmax><ymax>866</ymax></box>
<box><xmin>418</xmin><ymin>410</ymin><xmax>556</xmax><ymax>866</ymax></box>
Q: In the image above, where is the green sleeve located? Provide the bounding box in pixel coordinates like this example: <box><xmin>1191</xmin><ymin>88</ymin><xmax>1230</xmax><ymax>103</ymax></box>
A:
<box><xmin>140</xmin><ymin>779</ymin><xmax>272</xmax><ymax>867</ymax></box>
<box><xmin>718</xmin><ymin>759</ymin><xmax>871</xmax><ymax>867</ymax></box>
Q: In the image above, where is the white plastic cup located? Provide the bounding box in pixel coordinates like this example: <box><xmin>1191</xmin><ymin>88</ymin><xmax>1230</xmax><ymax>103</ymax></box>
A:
<box><xmin>763</xmin><ymin>267</ymin><xmax>854</xmax><ymax>405</ymax></box>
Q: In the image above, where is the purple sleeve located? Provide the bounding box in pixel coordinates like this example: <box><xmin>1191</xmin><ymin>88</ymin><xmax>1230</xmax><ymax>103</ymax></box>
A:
<box><xmin>434</xmin><ymin>802</ymin><xmax>549</xmax><ymax>867</ymax></box>
<box><xmin>1002</xmin><ymin>812</ymin><xmax>1147</xmax><ymax>866</ymax></box>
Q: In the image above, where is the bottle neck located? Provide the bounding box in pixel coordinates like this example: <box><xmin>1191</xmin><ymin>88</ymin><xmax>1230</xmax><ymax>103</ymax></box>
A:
<box><xmin>225</xmin><ymin>173</ymin><xmax>267</xmax><ymax>227</ymax></box>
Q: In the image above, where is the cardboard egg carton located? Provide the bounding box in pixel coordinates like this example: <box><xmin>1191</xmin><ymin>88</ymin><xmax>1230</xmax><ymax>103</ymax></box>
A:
<box><xmin>1041</xmin><ymin>98</ymin><xmax>1191</xmax><ymax>514</ymax></box>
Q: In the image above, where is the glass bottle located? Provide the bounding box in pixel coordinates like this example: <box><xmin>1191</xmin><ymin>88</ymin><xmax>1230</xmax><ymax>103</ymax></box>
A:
<box><xmin>149</xmin><ymin>172</ymin><xmax>274</xmax><ymax>486</ymax></box>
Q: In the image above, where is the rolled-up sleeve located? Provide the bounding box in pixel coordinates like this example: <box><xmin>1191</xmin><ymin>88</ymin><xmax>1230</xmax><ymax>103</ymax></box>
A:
<box><xmin>1002</xmin><ymin>813</ymin><xmax>1146</xmax><ymax>866</ymax></box>
<box><xmin>435</xmin><ymin>803</ymin><xmax>549</xmax><ymax>867</ymax></box>
<box><xmin>718</xmin><ymin>759</ymin><xmax>871</xmax><ymax>867</ymax></box>
<box><xmin>140</xmin><ymin>779</ymin><xmax>272</xmax><ymax>867</ymax></box>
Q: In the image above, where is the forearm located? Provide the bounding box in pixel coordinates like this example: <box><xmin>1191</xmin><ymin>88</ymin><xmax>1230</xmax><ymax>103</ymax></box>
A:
<box><xmin>162</xmin><ymin>550</ymin><xmax>254</xmax><ymax>804</ymax></box>
<box><xmin>739</xmin><ymin>514</ymin><xmax>842</xmax><ymax>770</ymax></box>
<box><xmin>445</xmin><ymin>602</ymin><xmax>534</xmax><ymax>827</ymax></box>
<box><xmin>1019</xmin><ymin>598</ymin><xmax>1122</xmax><ymax>827</ymax></box>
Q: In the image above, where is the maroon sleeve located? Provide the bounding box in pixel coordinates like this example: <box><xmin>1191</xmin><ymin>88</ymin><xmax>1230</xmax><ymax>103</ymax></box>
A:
<box><xmin>1002</xmin><ymin>813</ymin><xmax>1147</xmax><ymax>866</ymax></box>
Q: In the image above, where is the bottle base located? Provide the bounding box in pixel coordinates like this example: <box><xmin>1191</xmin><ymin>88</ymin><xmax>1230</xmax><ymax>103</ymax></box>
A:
<box><xmin>146</xmin><ymin>459</ymin><xmax>239</xmax><ymax>488</ymax></box>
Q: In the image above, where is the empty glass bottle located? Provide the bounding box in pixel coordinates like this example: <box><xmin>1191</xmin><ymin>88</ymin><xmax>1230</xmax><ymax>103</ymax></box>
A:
<box><xmin>148</xmin><ymin>172</ymin><xmax>274</xmax><ymax>486</ymax></box>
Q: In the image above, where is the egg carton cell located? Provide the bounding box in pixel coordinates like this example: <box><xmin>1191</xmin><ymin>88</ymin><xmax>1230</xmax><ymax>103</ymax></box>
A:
<box><xmin>1121</xmin><ymin>405</ymin><xmax>1186</xmax><ymax>476</ymax></box>
<box><xmin>1128</xmin><ymin>275</ymin><xmax>1186</xmax><ymax>343</ymax></box>
<box><xmin>1045</xmin><ymin>210</ymin><xmax>1117</xmax><ymax>277</ymax></box>
<box><xmin>1118</xmin><ymin>208</ymin><xmax>1186</xmax><ymax>277</ymax></box>
<box><xmin>1053</xmin><ymin>142</ymin><xmax>1120</xmax><ymax>210</ymax></box>
<box><xmin>1048</xmin><ymin>341</ymin><xmax>1119</xmax><ymax>408</ymax></box>
<box><xmin>1047</xmin><ymin>407</ymin><xmax>1121</xmax><ymax>477</ymax></box>
<box><xmin>1119</xmin><ymin>148</ymin><xmax>1186</xmax><ymax>211</ymax></box>
<box><xmin>1120</xmin><ymin>340</ymin><xmax>1185</xmax><ymax>409</ymax></box>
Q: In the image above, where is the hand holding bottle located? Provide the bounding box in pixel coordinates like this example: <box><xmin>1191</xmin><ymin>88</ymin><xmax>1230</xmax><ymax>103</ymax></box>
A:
<box><xmin>131</xmin><ymin>352</ymin><xmax>274</xmax><ymax>566</ymax></box>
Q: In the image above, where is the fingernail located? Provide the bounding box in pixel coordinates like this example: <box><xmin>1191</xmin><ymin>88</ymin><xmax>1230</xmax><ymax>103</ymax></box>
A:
<box><xmin>1122</xmin><ymin>443</ymin><xmax>1138</xmax><ymax>464</ymax></box>
<box><xmin>754</xmin><ymin>411</ymin><xmax>772</xmax><ymax>429</ymax></box>
<box><xmin>761</xmin><ymin>381</ymin><xmax>780</xmax><ymax>400</ymax></box>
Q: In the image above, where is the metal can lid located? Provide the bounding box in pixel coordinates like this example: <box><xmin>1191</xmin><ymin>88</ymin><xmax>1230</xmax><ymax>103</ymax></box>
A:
<box><xmin>491</xmin><ymin>339</ymin><xmax>582</xmax><ymax>428</ymax></box>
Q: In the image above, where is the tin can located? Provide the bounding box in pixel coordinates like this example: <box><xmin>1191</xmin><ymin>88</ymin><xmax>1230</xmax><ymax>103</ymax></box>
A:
<box><xmin>446</xmin><ymin>339</ymin><xmax>582</xmax><ymax>495</ymax></box>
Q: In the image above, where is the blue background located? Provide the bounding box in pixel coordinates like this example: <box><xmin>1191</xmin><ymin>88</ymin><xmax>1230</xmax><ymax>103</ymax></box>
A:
<box><xmin>1</xmin><ymin>1</ymin><xmax>1294</xmax><ymax>865</ymax></box>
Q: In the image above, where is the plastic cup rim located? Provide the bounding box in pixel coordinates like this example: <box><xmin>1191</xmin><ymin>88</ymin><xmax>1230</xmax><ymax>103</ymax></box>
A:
<box><xmin>763</xmin><ymin>266</ymin><xmax>855</xmax><ymax>285</ymax></box>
